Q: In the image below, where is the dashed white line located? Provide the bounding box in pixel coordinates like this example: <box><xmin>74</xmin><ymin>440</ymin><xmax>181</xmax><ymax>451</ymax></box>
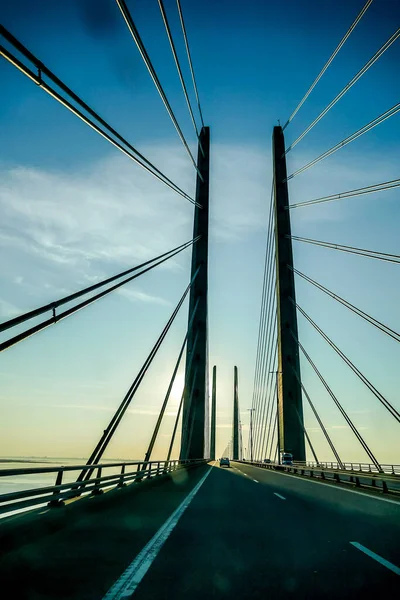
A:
<box><xmin>350</xmin><ymin>542</ymin><xmax>400</xmax><ymax>576</ymax></box>
<box><xmin>234</xmin><ymin>468</ymin><xmax>258</xmax><ymax>483</ymax></box>
<box><xmin>239</xmin><ymin>464</ymin><xmax>400</xmax><ymax>506</ymax></box>
<box><xmin>102</xmin><ymin>467</ymin><xmax>212</xmax><ymax>599</ymax></box>
<box><xmin>274</xmin><ymin>493</ymin><xmax>286</xmax><ymax>500</ymax></box>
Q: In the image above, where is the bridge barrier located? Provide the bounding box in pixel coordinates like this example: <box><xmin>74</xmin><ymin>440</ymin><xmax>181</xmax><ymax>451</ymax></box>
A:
<box><xmin>234</xmin><ymin>460</ymin><xmax>400</xmax><ymax>495</ymax></box>
<box><xmin>297</xmin><ymin>461</ymin><xmax>400</xmax><ymax>475</ymax></box>
<box><xmin>0</xmin><ymin>458</ymin><xmax>207</xmax><ymax>518</ymax></box>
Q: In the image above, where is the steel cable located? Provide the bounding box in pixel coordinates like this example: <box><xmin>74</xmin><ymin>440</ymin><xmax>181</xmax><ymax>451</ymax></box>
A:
<box><xmin>115</xmin><ymin>0</ymin><xmax>202</xmax><ymax>181</ymax></box>
<box><xmin>289</xmin><ymin>235</ymin><xmax>400</xmax><ymax>264</ymax></box>
<box><xmin>158</xmin><ymin>0</ymin><xmax>201</xmax><ymax>141</ymax></box>
<box><xmin>176</xmin><ymin>0</ymin><xmax>205</xmax><ymax>128</ymax></box>
<box><xmin>290</xmin><ymin>364</ymin><xmax>343</xmax><ymax>467</ymax></box>
<box><xmin>166</xmin><ymin>332</ymin><xmax>199</xmax><ymax>461</ymax></box>
<box><xmin>291</xmin><ymin>300</ymin><xmax>400</xmax><ymax>423</ymax></box>
<box><xmin>285</xmin><ymin>27</ymin><xmax>400</xmax><ymax>153</ymax></box>
<box><xmin>285</xmin><ymin>102</ymin><xmax>400</xmax><ymax>181</ymax></box>
<box><xmin>144</xmin><ymin>297</ymin><xmax>200</xmax><ymax>463</ymax></box>
<box><xmin>282</xmin><ymin>0</ymin><xmax>373</xmax><ymax>130</ymax></box>
<box><xmin>0</xmin><ymin>28</ymin><xmax>196</xmax><ymax>205</ymax></box>
<box><xmin>287</xmin><ymin>179</ymin><xmax>400</xmax><ymax>209</ymax></box>
<box><xmin>291</xmin><ymin>330</ymin><xmax>382</xmax><ymax>472</ymax></box>
<box><xmin>0</xmin><ymin>238</ymin><xmax>200</xmax><ymax>353</ymax></box>
<box><xmin>290</xmin><ymin>266</ymin><xmax>400</xmax><ymax>342</ymax></box>
<box><xmin>78</xmin><ymin>267</ymin><xmax>200</xmax><ymax>481</ymax></box>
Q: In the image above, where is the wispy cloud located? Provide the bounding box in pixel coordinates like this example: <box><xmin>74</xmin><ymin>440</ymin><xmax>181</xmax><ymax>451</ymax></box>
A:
<box><xmin>0</xmin><ymin>151</ymin><xmax>191</xmax><ymax>316</ymax></box>
<box><xmin>2</xmin><ymin>142</ymin><xmax>395</xmax><ymax>321</ymax></box>
<box><xmin>0</xmin><ymin>402</ymin><xmax>178</xmax><ymax>418</ymax></box>
<box><xmin>0</xmin><ymin>299</ymin><xmax>20</xmax><ymax>318</ymax></box>
<box><xmin>288</xmin><ymin>151</ymin><xmax>399</xmax><ymax>225</ymax></box>
<box><xmin>0</xmin><ymin>151</ymin><xmax>191</xmax><ymax>268</ymax></box>
<box><xmin>0</xmin><ymin>143</ymin><xmax>273</xmax><ymax>314</ymax></box>
<box><xmin>210</xmin><ymin>145</ymin><xmax>271</xmax><ymax>241</ymax></box>
<box><xmin>307</xmin><ymin>425</ymin><xmax>368</xmax><ymax>432</ymax></box>
<box><xmin>117</xmin><ymin>287</ymin><xmax>171</xmax><ymax>307</ymax></box>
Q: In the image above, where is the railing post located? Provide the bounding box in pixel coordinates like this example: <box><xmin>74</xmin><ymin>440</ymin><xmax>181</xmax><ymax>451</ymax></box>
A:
<box><xmin>91</xmin><ymin>467</ymin><xmax>103</xmax><ymax>495</ymax></box>
<box><xmin>48</xmin><ymin>469</ymin><xmax>65</xmax><ymax>508</ymax></box>
<box><xmin>135</xmin><ymin>463</ymin><xmax>143</xmax><ymax>483</ymax></box>
<box><xmin>180</xmin><ymin>127</ymin><xmax>210</xmax><ymax>460</ymax></box>
<box><xmin>118</xmin><ymin>464</ymin><xmax>126</xmax><ymax>488</ymax></box>
<box><xmin>272</xmin><ymin>126</ymin><xmax>306</xmax><ymax>462</ymax></box>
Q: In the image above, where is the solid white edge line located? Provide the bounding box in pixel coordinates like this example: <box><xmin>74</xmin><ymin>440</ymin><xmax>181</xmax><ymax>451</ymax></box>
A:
<box><xmin>252</xmin><ymin>479</ymin><xmax>259</xmax><ymax>483</ymax></box>
<box><xmin>350</xmin><ymin>542</ymin><xmax>400</xmax><ymax>576</ymax></box>
<box><xmin>274</xmin><ymin>492</ymin><xmax>286</xmax><ymax>500</ymax></box>
<box><xmin>232</xmin><ymin>464</ymin><xmax>400</xmax><ymax>506</ymax></box>
<box><xmin>103</xmin><ymin>466</ymin><xmax>213</xmax><ymax>599</ymax></box>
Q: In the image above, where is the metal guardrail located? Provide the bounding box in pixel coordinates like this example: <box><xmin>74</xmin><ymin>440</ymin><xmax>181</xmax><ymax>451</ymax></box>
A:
<box><xmin>0</xmin><ymin>458</ymin><xmax>206</xmax><ymax>517</ymax></box>
<box><xmin>235</xmin><ymin>460</ymin><xmax>400</xmax><ymax>495</ymax></box>
<box><xmin>296</xmin><ymin>461</ymin><xmax>400</xmax><ymax>475</ymax></box>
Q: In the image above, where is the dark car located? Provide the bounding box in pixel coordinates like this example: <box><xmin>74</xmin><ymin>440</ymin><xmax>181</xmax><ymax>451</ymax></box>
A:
<box><xmin>282</xmin><ymin>453</ymin><xmax>293</xmax><ymax>466</ymax></box>
<box><xmin>220</xmin><ymin>457</ymin><xmax>230</xmax><ymax>467</ymax></box>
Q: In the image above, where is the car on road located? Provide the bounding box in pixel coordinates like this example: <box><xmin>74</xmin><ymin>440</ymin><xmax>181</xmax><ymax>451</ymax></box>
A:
<box><xmin>219</xmin><ymin>457</ymin><xmax>230</xmax><ymax>467</ymax></box>
<box><xmin>263</xmin><ymin>459</ymin><xmax>271</xmax><ymax>464</ymax></box>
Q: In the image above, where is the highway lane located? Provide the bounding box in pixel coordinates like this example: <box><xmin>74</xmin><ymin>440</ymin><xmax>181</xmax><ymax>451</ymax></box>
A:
<box><xmin>0</xmin><ymin>464</ymin><xmax>211</xmax><ymax>600</ymax></box>
<box><xmin>1</xmin><ymin>461</ymin><xmax>398</xmax><ymax>599</ymax></box>
<box><xmin>231</xmin><ymin>462</ymin><xmax>400</xmax><ymax>574</ymax></box>
<box><xmin>125</xmin><ymin>461</ymin><xmax>399</xmax><ymax>599</ymax></box>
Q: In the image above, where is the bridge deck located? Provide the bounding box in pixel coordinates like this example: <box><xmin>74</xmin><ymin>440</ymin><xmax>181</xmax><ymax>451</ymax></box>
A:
<box><xmin>1</xmin><ymin>462</ymin><xmax>399</xmax><ymax>599</ymax></box>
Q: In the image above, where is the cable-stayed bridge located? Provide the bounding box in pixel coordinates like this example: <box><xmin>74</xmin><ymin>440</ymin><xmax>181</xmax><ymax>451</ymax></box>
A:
<box><xmin>0</xmin><ymin>1</ymin><xmax>399</xmax><ymax>598</ymax></box>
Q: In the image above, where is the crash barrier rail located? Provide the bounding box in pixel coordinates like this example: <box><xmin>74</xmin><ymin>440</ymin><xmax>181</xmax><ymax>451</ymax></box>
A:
<box><xmin>235</xmin><ymin>460</ymin><xmax>400</xmax><ymax>495</ymax></box>
<box><xmin>0</xmin><ymin>458</ymin><xmax>207</xmax><ymax>517</ymax></box>
<box><xmin>296</xmin><ymin>461</ymin><xmax>400</xmax><ymax>475</ymax></box>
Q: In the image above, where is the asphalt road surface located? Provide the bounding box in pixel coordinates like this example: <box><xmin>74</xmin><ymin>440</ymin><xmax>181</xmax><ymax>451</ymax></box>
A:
<box><xmin>1</xmin><ymin>462</ymin><xmax>399</xmax><ymax>599</ymax></box>
<box><xmin>124</xmin><ymin>461</ymin><xmax>400</xmax><ymax>599</ymax></box>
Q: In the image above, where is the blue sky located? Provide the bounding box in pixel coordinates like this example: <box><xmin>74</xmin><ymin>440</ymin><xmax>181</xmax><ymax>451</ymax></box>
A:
<box><xmin>0</xmin><ymin>0</ymin><xmax>399</xmax><ymax>463</ymax></box>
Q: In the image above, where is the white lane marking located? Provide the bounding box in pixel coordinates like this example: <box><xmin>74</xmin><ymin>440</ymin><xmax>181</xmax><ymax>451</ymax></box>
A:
<box><xmin>238</xmin><ymin>465</ymin><xmax>400</xmax><ymax>506</ymax></box>
<box><xmin>103</xmin><ymin>467</ymin><xmax>212</xmax><ymax>599</ymax></box>
<box><xmin>232</xmin><ymin>467</ymin><xmax>256</xmax><ymax>482</ymax></box>
<box><xmin>274</xmin><ymin>493</ymin><xmax>286</xmax><ymax>500</ymax></box>
<box><xmin>350</xmin><ymin>542</ymin><xmax>400</xmax><ymax>576</ymax></box>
